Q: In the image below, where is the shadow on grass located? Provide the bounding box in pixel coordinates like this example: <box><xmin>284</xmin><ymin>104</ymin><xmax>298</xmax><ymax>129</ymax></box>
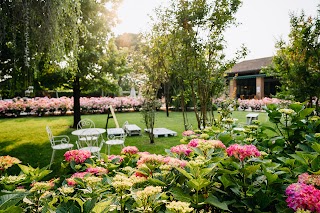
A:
<box><xmin>1</xmin><ymin>125</ymin><xmax>75</xmax><ymax>178</ymax></box>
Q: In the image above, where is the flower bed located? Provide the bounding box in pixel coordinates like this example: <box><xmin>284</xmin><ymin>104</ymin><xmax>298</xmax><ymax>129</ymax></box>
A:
<box><xmin>1</xmin><ymin>103</ymin><xmax>319</xmax><ymax>212</ymax></box>
<box><xmin>0</xmin><ymin>96</ymin><xmax>293</xmax><ymax>118</ymax></box>
<box><xmin>212</xmin><ymin>97</ymin><xmax>292</xmax><ymax>111</ymax></box>
<box><xmin>1</xmin><ymin>101</ymin><xmax>319</xmax><ymax>212</ymax></box>
<box><xmin>0</xmin><ymin>96</ymin><xmax>144</xmax><ymax>117</ymax></box>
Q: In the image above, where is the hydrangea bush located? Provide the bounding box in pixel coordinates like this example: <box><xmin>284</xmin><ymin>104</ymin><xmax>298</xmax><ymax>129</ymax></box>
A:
<box><xmin>0</xmin><ymin>96</ymin><xmax>145</xmax><ymax>117</ymax></box>
<box><xmin>1</xmin><ymin>102</ymin><xmax>320</xmax><ymax>212</ymax></box>
<box><xmin>0</xmin><ymin>141</ymin><xmax>287</xmax><ymax>212</ymax></box>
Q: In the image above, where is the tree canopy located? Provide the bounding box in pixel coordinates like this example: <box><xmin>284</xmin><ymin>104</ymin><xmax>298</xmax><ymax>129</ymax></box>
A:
<box><xmin>265</xmin><ymin>6</ymin><xmax>320</xmax><ymax>111</ymax></box>
<box><xmin>141</xmin><ymin>0</ymin><xmax>246</xmax><ymax>129</ymax></box>
<box><xmin>0</xmin><ymin>1</ymin><xmax>80</xmax><ymax>97</ymax></box>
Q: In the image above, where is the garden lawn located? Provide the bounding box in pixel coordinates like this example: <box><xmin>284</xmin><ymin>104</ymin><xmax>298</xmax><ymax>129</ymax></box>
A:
<box><xmin>0</xmin><ymin>110</ymin><xmax>270</xmax><ymax>174</ymax></box>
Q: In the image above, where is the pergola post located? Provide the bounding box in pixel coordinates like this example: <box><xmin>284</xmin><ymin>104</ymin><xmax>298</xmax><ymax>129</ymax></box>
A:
<box><xmin>229</xmin><ymin>79</ymin><xmax>237</xmax><ymax>99</ymax></box>
<box><xmin>256</xmin><ymin>77</ymin><xmax>264</xmax><ymax>99</ymax></box>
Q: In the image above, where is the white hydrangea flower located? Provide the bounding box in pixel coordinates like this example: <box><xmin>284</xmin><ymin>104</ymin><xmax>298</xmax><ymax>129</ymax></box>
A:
<box><xmin>166</xmin><ymin>201</ymin><xmax>194</xmax><ymax>213</ymax></box>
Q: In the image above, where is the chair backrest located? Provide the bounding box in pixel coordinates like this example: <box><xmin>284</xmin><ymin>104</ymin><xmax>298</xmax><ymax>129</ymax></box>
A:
<box><xmin>122</xmin><ymin>121</ymin><xmax>129</xmax><ymax>129</ymax></box>
<box><xmin>76</xmin><ymin>129</ymin><xmax>101</xmax><ymax>149</ymax></box>
<box><xmin>77</xmin><ymin>118</ymin><xmax>95</xmax><ymax>129</ymax></box>
<box><xmin>46</xmin><ymin>126</ymin><xmax>54</xmax><ymax>145</ymax></box>
<box><xmin>107</xmin><ymin>133</ymin><xmax>126</xmax><ymax>141</ymax></box>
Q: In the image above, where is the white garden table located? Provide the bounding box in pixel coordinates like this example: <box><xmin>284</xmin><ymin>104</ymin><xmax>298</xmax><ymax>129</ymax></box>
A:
<box><xmin>107</xmin><ymin>128</ymin><xmax>125</xmax><ymax>136</ymax></box>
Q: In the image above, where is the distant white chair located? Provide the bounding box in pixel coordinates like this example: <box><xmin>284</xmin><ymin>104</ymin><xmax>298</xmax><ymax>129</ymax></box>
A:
<box><xmin>46</xmin><ymin>126</ymin><xmax>74</xmax><ymax>168</ymax></box>
<box><xmin>77</xmin><ymin>118</ymin><xmax>95</xmax><ymax>129</ymax></box>
<box><xmin>104</xmin><ymin>133</ymin><xmax>126</xmax><ymax>155</ymax></box>
<box><xmin>76</xmin><ymin>128</ymin><xmax>104</xmax><ymax>158</ymax></box>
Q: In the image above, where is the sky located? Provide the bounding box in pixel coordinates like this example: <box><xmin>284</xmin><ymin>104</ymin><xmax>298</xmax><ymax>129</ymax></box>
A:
<box><xmin>113</xmin><ymin>0</ymin><xmax>319</xmax><ymax>61</ymax></box>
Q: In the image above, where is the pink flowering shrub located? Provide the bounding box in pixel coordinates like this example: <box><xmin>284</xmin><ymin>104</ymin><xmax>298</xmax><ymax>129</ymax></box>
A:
<box><xmin>121</xmin><ymin>146</ymin><xmax>139</xmax><ymax>155</ymax></box>
<box><xmin>108</xmin><ymin>155</ymin><xmax>124</xmax><ymax>163</ymax></box>
<box><xmin>182</xmin><ymin>130</ymin><xmax>196</xmax><ymax>137</ymax></box>
<box><xmin>0</xmin><ymin>155</ymin><xmax>21</xmax><ymax>171</ymax></box>
<box><xmin>137</xmin><ymin>154</ymin><xmax>164</xmax><ymax>168</ymax></box>
<box><xmin>206</xmin><ymin>140</ymin><xmax>226</xmax><ymax>149</ymax></box>
<box><xmin>66</xmin><ymin>172</ymin><xmax>90</xmax><ymax>186</ymax></box>
<box><xmin>86</xmin><ymin>167</ymin><xmax>108</xmax><ymax>175</ymax></box>
<box><xmin>211</xmin><ymin>97</ymin><xmax>292</xmax><ymax>111</ymax></box>
<box><xmin>188</xmin><ymin>139</ymin><xmax>201</xmax><ymax>147</ymax></box>
<box><xmin>298</xmin><ymin>173</ymin><xmax>320</xmax><ymax>186</ymax></box>
<box><xmin>187</xmin><ymin>139</ymin><xmax>226</xmax><ymax>150</ymax></box>
<box><xmin>170</xmin><ymin>144</ymin><xmax>193</xmax><ymax>156</ymax></box>
<box><xmin>285</xmin><ymin>173</ymin><xmax>320</xmax><ymax>212</ymax></box>
<box><xmin>226</xmin><ymin>144</ymin><xmax>261</xmax><ymax>161</ymax></box>
<box><xmin>0</xmin><ymin>96</ymin><xmax>145</xmax><ymax>117</ymax></box>
<box><xmin>64</xmin><ymin>150</ymin><xmax>91</xmax><ymax>164</ymax></box>
<box><xmin>286</xmin><ymin>183</ymin><xmax>320</xmax><ymax>212</ymax></box>
<box><xmin>163</xmin><ymin>156</ymin><xmax>187</xmax><ymax>168</ymax></box>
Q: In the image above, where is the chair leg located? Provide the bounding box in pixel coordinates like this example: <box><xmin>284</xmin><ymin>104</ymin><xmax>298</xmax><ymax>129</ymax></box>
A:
<box><xmin>49</xmin><ymin>150</ymin><xmax>55</xmax><ymax>169</ymax></box>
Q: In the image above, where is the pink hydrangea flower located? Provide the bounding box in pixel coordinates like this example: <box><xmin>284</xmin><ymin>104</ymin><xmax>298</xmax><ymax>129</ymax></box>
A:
<box><xmin>170</xmin><ymin>144</ymin><xmax>193</xmax><ymax>156</ymax></box>
<box><xmin>206</xmin><ymin>140</ymin><xmax>226</xmax><ymax>149</ymax></box>
<box><xmin>182</xmin><ymin>130</ymin><xmax>195</xmax><ymax>137</ymax></box>
<box><xmin>137</xmin><ymin>151</ymin><xmax>150</xmax><ymax>157</ymax></box>
<box><xmin>286</xmin><ymin>183</ymin><xmax>320</xmax><ymax>212</ymax></box>
<box><xmin>86</xmin><ymin>167</ymin><xmax>108</xmax><ymax>175</ymax></box>
<box><xmin>298</xmin><ymin>173</ymin><xmax>320</xmax><ymax>186</ymax></box>
<box><xmin>188</xmin><ymin>139</ymin><xmax>200</xmax><ymax>147</ymax></box>
<box><xmin>226</xmin><ymin>144</ymin><xmax>261</xmax><ymax>161</ymax></box>
<box><xmin>64</xmin><ymin>150</ymin><xmax>91</xmax><ymax>164</ymax></box>
<box><xmin>121</xmin><ymin>146</ymin><xmax>139</xmax><ymax>155</ymax></box>
<box><xmin>163</xmin><ymin>156</ymin><xmax>187</xmax><ymax>168</ymax></box>
<box><xmin>108</xmin><ymin>155</ymin><xmax>124</xmax><ymax>163</ymax></box>
<box><xmin>66</xmin><ymin>172</ymin><xmax>90</xmax><ymax>186</ymax></box>
<box><xmin>137</xmin><ymin>154</ymin><xmax>164</xmax><ymax>168</ymax></box>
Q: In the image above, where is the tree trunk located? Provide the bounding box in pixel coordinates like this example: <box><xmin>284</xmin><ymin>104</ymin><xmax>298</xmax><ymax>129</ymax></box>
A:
<box><xmin>164</xmin><ymin>82</ymin><xmax>170</xmax><ymax>117</ymax></box>
<box><xmin>316</xmin><ymin>97</ymin><xmax>319</xmax><ymax>116</ymax></box>
<box><xmin>73</xmin><ymin>76</ymin><xmax>81</xmax><ymax>128</ymax></box>
<box><xmin>190</xmin><ymin>83</ymin><xmax>201</xmax><ymax>129</ymax></box>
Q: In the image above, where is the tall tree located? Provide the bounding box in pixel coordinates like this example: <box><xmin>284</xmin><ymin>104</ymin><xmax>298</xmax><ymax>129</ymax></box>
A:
<box><xmin>71</xmin><ymin>0</ymin><xmax>121</xmax><ymax>127</ymax></box>
<box><xmin>265</xmin><ymin>6</ymin><xmax>320</xmax><ymax>113</ymax></box>
<box><xmin>0</xmin><ymin>1</ymin><xmax>80</xmax><ymax>98</ymax></box>
<box><xmin>145</xmin><ymin>0</ymin><xmax>246</xmax><ymax>129</ymax></box>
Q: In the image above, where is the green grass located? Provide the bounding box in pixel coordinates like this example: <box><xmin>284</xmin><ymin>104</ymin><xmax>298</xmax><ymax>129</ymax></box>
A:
<box><xmin>0</xmin><ymin>110</ymin><xmax>270</xmax><ymax>172</ymax></box>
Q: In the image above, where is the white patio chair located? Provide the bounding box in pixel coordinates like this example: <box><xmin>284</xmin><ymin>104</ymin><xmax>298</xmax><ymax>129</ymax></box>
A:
<box><xmin>77</xmin><ymin>118</ymin><xmax>95</xmax><ymax>129</ymax></box>
<box><xmin>104</xmin><ymin>133</ymin><xmax>126</xmax><ymax>155</ymax></box>
<box><xmin>122</xmin><ymin>121</ymin><xmax>129</xmax><ymax>130</ymax></box>
<box><xmin>76</xmin><ymin>128</ymin><xmax>104</xmax><ymax>158</ymax></box>
<box><xmin>46</xmin><ymin>126</ymin><xmax>74</xmax><ymax>168</ymax></box>
<box><xmin>77</xmin><ymin>118</ymin><xmax>96</xmax><ymax>142</ymax></box>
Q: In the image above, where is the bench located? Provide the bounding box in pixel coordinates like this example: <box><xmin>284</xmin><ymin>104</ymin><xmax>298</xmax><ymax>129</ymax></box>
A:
<box><xmin>144</xmin><ymin>128</ymin><xmax>177</xmax><ymax>138</ymax></box>
<box><xmin>124</xmin><ymin>124</ymin><xmax>141</xmax><ymax>136</ymax></box>
<box><xmin>246</xmin><ymin>113</ymin><xmax>259</xmax><ymax>124</ymax></box>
